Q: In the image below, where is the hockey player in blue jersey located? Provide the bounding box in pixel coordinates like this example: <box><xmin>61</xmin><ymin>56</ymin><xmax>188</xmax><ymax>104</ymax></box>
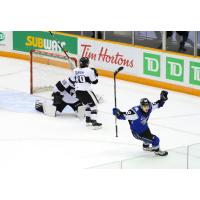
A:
<box><xmin>113</xmin><ymin>90</ymin><xmax>168</xmax><ymax>156</ymax></box>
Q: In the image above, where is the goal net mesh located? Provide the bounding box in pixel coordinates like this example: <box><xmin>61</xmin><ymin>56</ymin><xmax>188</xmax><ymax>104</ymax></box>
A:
<box><xmin>30</xmin><ymin>49</ymin><xmax>77</xmax><ymax>95</ymax></box>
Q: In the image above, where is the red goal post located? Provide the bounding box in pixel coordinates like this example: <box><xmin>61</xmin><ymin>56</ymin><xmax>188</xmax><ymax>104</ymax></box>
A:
<box><xmin>30</xmin><ymin>49</ymin><xmax>78</xmax><ymax>94</ymax></box>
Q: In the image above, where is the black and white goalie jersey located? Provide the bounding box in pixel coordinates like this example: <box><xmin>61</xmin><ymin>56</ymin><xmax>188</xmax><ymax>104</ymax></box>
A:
<box><xmin>53</xmin><ymin>78</ymin><xmax>79</xmax><ymax>104</ymax></box>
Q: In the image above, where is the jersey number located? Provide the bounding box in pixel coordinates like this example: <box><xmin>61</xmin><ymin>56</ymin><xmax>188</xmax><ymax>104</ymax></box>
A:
<box><xmin>76</xmin><ymin>75</ymin><xmax>86</xmax><ymax>83</ymax></box>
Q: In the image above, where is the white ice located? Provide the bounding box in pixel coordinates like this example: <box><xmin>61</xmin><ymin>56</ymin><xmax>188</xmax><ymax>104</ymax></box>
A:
<box><xmin>0</xmin><ymin>56</ymin><xmax>200</xmax><ymax>169</ymax></box>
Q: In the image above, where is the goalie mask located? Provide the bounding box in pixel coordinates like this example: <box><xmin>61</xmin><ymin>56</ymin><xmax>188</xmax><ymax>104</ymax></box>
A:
<box><xmin>79</xmin><ymin>57</ymin><xmax>89</xmax><ymax>68</ymax></box>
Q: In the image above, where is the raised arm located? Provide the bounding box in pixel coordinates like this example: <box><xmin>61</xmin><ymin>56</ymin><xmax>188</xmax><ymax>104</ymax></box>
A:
<box><xmin>152</xmin><ymin>90</ymin><xmax>168</xmax><ymax>110</ymax></box>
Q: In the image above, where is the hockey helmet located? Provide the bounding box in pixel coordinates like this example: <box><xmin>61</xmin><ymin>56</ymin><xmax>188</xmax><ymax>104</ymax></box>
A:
<box><xmin>140</xmin><ymin>98</ymin><xmax>150</xmax><ymax>107</ymax></box>
<box><xmin>79</xmin><ymin>57</ymin><xmax>89</xmax><ymax>68</ymax></box>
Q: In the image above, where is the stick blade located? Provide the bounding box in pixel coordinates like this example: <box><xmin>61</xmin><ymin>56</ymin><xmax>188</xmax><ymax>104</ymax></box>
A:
<box><xmin>118</xmin><ymin>66</ymin><xmax>124</xmax><ymax>72</ymax></box>
<box><xmin>114</xmin><ymin>66</ymin><xmax>124</xmax><ymax>76</ymax></box>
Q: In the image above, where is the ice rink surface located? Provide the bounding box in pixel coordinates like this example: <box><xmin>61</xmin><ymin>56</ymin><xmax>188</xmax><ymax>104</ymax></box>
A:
<box><xmin>0</xmin><ymin>56</ymin><xmax>200</xmax><ymax>169</ymax></box>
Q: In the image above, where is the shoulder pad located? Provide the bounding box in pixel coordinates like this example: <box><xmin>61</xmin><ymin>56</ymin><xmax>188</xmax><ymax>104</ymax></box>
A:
<box><xmin>133</xmin><ymin>106</ymin><xmax>139</xmax><ymax>111</ymax></box>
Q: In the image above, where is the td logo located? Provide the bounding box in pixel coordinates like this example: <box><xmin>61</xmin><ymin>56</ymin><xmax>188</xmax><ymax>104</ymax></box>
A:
<box><xmin>190</xmin><ymin>61</ymin><xmax>200</xmax><ymax>86</ymax></box>
<box><xmin>144</xmin><ymin>53</ymin><xmax>160</xmax><ymax>77</ymax></box>
<box><xmin>0</xmin><ymin>32</ymin><xmax>5</xmax><ymax>41</ymax></box>
<box><xmin>166</xmin><ymin>57</ymin><xmax>184</xmax><ymax>82</ymax></box>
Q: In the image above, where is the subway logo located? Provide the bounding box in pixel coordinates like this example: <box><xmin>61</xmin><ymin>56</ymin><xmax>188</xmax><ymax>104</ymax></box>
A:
<box><xmin>25</xmin><ymin>36</ymin><xmax>65</xmax><ymax>52</ymax></box>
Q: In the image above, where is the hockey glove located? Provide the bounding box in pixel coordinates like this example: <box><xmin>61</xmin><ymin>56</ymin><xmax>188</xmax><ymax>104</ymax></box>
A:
<box><xmin>112</xmin><ymin>108</ymin><xmax>125</xmax><ymax>120</ymax></box>
<box><xmin>91</xmin><ymin>68</ymin><xmax>98</xmax><ymax>77</ymax></box>
<box><xmin>91</xmin><ymin>79</ymin><xmax>98</xmax><ymax>84</ymax></box>
<box><xmin>160</xmin><ymin>90</ymin><xmax>168</xmax><ymax>101</ymax></box>
<box><xmin>85</xmin><ymin>77</ymin><xmax>91</xmax><ymax>83</ymax></box>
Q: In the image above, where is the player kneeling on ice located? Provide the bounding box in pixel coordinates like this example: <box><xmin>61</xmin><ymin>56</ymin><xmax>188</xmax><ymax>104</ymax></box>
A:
<box><xmin>35</xmin><ymin>76</ymin><xmax>85</xmax><ymax>118</ymax></box>
<box><xmin>113</xmin><ymin>90</ymin><xmax>168</xmax><ymax>156</ymax></box>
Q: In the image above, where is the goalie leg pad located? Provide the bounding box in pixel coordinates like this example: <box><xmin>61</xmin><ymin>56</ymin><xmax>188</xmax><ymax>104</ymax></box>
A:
<box><xmin>35</xmin><ymin>100</ymin><xmax>44</xmax><ymax>113</ymax></box>
<box><xmin>77</xmin><ymin>105</ymin><xmax>86</xmax><ymax>119</ymax></box>
<box><xmin>43</xmin><ymin>101</ymin><xmax>56</xmax><ymax>117</ymax></box>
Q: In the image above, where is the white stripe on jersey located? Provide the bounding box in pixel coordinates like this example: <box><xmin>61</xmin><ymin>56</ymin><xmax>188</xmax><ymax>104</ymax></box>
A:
<box><xmin>152</xmin><ymin>102</ymin><xmax>159</xmax><ymax>110</ymax></box>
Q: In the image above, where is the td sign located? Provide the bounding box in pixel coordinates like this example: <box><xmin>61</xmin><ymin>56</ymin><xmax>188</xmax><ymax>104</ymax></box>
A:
<box><xmin>143</xmin><ymin>53</ymin><xmax>160</xmax><ymax>77</ymax></box>
<box><xmin>190</xmin><ymin>61</ymin><xmax>200</xmax><ymax>85</ymax></box>
<box><xmin>0</xmin><ymin>32</ymin><xmax>5</xmax><ymax>41</ymax></box>
<box><xmin>166</xmin><ymin>57</ymin><xmax>184</xmax><ymax>82</ymax></box>
<box><xmin>143</xmin><ymin>52</ymin><xmax>200</xmax><ymax>86</ymax></box>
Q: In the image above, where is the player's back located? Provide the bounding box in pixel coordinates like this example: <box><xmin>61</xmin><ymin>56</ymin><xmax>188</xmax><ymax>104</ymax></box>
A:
<box><xmin>73</xmin><ymin>67</ymin><xmax>97</xmax><ymax>91</ymax></box>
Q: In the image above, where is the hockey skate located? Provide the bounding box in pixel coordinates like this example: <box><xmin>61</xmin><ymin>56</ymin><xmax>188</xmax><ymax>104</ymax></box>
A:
<box><xmin>143</xmin><ymin>144</ymin><xmax>152</xmax><ymax>152</ymax></box>
<box><xmin>91</xmin><ymin>120</ymin><xmax>102</xmax><ymax>130</ymax></box>
<box><xmin>143</xmin><ymin>146</ymin><xmax>152</xmax><ymax>152</ymax></box>
<box><xmin>86</xmin><ymin>117</ymin><xmax>102</xmax><ymax>129</ymax></box>
<box><xmin>154</xmin><ymin>149</ymin><xmax>168</xmax><ymax>156</ymax></box>
<box><xmin>86</xmin><ymin>117</ymin><xmax>95</xmax><ymax>126</ymax></box>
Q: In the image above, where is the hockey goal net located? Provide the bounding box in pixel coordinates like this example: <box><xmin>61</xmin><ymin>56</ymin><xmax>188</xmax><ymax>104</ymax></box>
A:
<box><xmin>30</xmin><ymin>49</ymin><xmax>77</xmax><ymax>94</ymax></box>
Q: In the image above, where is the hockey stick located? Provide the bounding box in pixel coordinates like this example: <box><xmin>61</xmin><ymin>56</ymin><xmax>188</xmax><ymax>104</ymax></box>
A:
<box><xmin>114</xmin><ymin>66</ymin><xmax>124</xmax><ymax>137</ymax></box>
<box><xmin>49</xmin><ymin>31</ymin><xmax>76</xmax><ymax>69</ymax></box>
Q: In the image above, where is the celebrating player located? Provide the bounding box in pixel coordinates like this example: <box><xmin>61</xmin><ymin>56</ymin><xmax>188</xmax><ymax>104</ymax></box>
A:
<box><xmin>70</xmin><ymin>57</ymin><xmax>102</xmax><ymax>129</ymax></box>
<box><xmin>113</xmin><ymin>90</ymin><xmax>169</xmax><ymax>156</ymax></box>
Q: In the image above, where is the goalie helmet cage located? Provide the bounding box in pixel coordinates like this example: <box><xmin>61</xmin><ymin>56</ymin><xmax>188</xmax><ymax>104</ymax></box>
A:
<box><xmin>30</xmin><ymin>49</ymin><xmax>77</xmax><ymax>94</ymax></box>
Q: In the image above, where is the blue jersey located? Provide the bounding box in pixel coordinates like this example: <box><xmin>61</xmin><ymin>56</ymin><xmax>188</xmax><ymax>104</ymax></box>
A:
<box><xmin>128</xmin><ymin>106</ymin><xmax>152</xmax><ymax>134</ymax></box>
<box><xmin>116</xmin><ymin>99</ymin><xmax>166</xmax><ymax>135</ymax></box>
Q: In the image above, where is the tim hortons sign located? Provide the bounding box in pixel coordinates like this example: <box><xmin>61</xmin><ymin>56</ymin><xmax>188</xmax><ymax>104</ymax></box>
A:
<box><xmin>80</xmin><ymin>44</ymin><xmax>135</xmax><ymax>68</ymax></box>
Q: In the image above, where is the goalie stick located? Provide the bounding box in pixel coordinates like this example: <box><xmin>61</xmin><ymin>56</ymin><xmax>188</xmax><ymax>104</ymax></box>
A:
<box><xmin>49</xmin><ymin>31</ymin><xmax>76</xmax><ymax>69</ymax></box>
<box><xmin>114</xmin><ymin>66</ymin><xmax>124</xmax><ymax>137</ymax></box>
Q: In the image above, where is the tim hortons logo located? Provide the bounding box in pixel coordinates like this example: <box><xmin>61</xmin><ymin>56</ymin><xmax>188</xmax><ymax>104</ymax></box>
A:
<box><xmin>81</xmin><ymin>44</ymin><xmax>135</xmax><ymax>68</ymax></box>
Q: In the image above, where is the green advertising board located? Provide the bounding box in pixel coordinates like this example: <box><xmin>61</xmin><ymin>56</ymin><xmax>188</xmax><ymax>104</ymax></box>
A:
<box><xmin>143</xmin><ymin>52</ymin><xmax>160</xmax><ymax>77</ymax></box>
<box><xmin>190</xmin><ymin>61</ymin><xmax>200</xmax><ymax>86</ymax></box>
<box><xmin>0</xmin><ymin>32</ymin><xmax>5</xmax><ymax>41</ymax></box>
<box><xmin>13</xmin><ymin>31</ymin><xmax>77</xmax><ymax>54</ymax></box>
<box><xmin>143</xmin><ymin>51</ymin><xmax>200</xmax><ymax>87</ymax></box>
<box><xmin>166</xmin><ymin>57</ymin><xmax>184</xmax><ymax>82</ymax></box>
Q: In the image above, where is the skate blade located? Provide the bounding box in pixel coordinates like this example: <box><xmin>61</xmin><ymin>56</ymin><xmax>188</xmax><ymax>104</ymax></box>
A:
<box><xmin>155</xmin><ymin>152</ymin><xmax>168</xmax><ymax>156</ymax></box>
<box><xmin>91</xmin><ymin>126</ymin><xmax>102</xmax><ymax>130</ymax></box>
<box><xmin>143</xmin><ymin>148</ymin><xmax>152</xmax><ymax>152</ymax></box>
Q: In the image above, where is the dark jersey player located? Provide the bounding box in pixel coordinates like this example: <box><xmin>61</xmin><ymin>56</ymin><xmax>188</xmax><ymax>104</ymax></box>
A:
<box><xmin>113</xmin><ymin>90</ymin><xmax>168</xmax><ymax>156</ymax></box>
